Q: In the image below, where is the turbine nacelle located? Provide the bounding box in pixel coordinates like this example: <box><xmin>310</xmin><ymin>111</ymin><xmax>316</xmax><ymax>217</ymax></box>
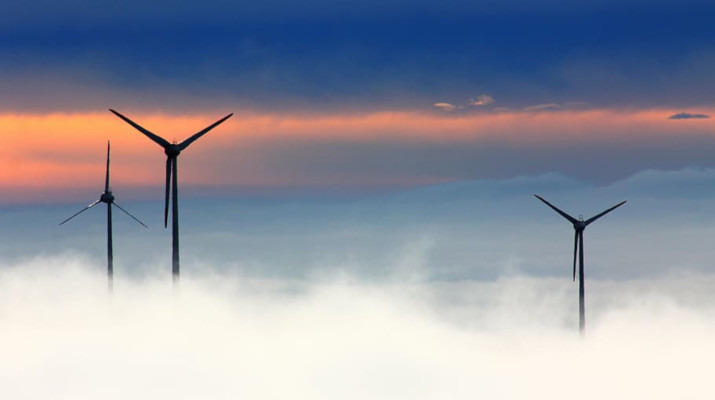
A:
<box><xmin>100</xmin><ymin>192</ymin><xmax>115</xmax><ymax>204</ymax></box>
<box><xmin>164</xmin><ymin>144</ymin><xmax>181</xmax><ymax>158</ymax></box>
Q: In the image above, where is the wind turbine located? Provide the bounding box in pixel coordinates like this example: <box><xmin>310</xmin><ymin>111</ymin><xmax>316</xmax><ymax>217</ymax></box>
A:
<box><xmin>109</xmin><ymin>109</ymin><xmax>233</xmax><ymax>284</ymax></box>
<box><xmin>534</xmin><ymin>194</ymin><xmax>626</xmax><ymax>335</ymax></box>
<box><xmin>60</xmin><ymin>141</ymin><xmax>147</xmax><ymax>292</ymax></box>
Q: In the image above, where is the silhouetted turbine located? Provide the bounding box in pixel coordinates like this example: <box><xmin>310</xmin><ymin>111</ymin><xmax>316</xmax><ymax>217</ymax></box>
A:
<box><xmin>109</xmin><ymin>109</ymin><xmax>233</xmax><ymax>284</ymax></box>
<box><xmin>60</xmin><ymin>141</ymin><xmax>147</xmax><ymax>292</ymax></box>
<box><xmin>534</xmin><ymin>194</ymin><xmax>626</xmax><ymax>335</ymax></box>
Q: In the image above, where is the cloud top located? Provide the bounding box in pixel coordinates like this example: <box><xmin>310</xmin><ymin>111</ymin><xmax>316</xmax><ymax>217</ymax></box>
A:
<box><xmin>1</xmin><ymin>259</ymin><xmax>715</xmax><ymax>399</ymax></box>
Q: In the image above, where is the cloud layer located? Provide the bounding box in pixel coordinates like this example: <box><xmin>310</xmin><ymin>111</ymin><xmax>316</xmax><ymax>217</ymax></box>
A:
<box><xmin>1</xmin><ymin>258</ymin><xmax>713</xmax><ymax>399</ymax></box>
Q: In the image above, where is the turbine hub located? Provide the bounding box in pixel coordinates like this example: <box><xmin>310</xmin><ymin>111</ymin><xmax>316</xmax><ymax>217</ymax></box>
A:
<box><xmin>100</xmin><ymin>192</ymin><xmax>114</xmax><ymax>203</ymax></box>
<box><xmin>164</xmin><ymin>144</ymin><xmax>181</xmax><ymax>157</ymax></box>
<box><xmin>574</xmin><ymin>221</ymin><xmax>586</xmax><ymax>231</ymax></box>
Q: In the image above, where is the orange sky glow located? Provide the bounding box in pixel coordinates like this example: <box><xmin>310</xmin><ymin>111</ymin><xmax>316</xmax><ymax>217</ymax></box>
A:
<box><xmin>0</xmin><ymin>108</ymin><xmax>713</xmax><ymax>201</ymax></box>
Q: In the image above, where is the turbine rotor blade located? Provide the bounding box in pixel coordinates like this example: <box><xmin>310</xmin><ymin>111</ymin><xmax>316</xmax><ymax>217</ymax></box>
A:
<box><xmin>584</xmin><ymin>200</ymin><xmax>627</xmax><ymax>226</ymax></box>
<box><xmin>164</xmin><ymin>157</ymin><xmax>172</xmax><ymax>228</ymax></box>
<box><xmin>109</xmin><ymin>109</ymin><xmax>171</xmax><ymax>149</ymax></box>
<box><xmin>59</xmin><ymin>200</ymin><xmax>101</xmax><ymax>225</ymax></box>
<box><xmin>178</xmin><ymin>113</ymin><xmax>233</xmax><ymax>151</ymax></box>
<box><xmin>573</xmin><ymin>230</ymin><xmax>578</xmax><ymax>281</ymax></box>
<box><xmin>534</xmin><ymin>194</ymin><xmax>578</xmax><ymax>224</ymax></box>
<box><xmin>113</xmin><ymin>202</ymin><xmax>148</xmax><ymax>228</ymax></box>
<box><xmin>105</xmin><ymin>141</ymin><xmax>111</xmax><ymax>193</ymax></box>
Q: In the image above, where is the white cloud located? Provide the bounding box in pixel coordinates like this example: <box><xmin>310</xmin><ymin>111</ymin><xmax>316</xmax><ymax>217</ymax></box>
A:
<box><xmin>0</xmin><ymin>260</ymin><xmax>714</xmax><ymax>399</ymax></box>
<box><xmin>434</xmin><ymin>95</ymin><xmax>494</xmax><ymax>111</ymax></box>
<box><xmin>468</xmin><ymin>94</ymin><xmax>494</xmax><ymax>106</ymax></box>
<box><xmin>432</xmin><ymin>102</ymin><xmax>459</xmax><ymax>111</ymax></box>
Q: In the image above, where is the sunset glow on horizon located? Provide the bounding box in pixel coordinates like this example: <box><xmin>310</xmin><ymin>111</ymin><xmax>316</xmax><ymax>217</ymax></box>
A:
<box><xmin>1</xmin><ymin>107</ymin><xmax>714</xmax><ymax>202</ymax></box>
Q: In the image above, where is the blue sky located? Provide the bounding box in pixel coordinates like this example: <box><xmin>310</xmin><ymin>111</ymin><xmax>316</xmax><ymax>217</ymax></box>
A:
<box><xmin>1</xmin><ymin>0</ymin><xmax>714</xmax><ymax>112</ymax></box>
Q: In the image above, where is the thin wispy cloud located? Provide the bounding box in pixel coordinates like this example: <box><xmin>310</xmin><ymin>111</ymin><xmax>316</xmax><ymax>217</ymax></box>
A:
<box><xmin>521</xmin><ymin>102</ymin><xmax>590</xmax><ymax>112</ymax></box>
<box><xmin>433</xmin><ymin>102</ymin><xmax>459</xmax><ymax>111</ymax></box>
<box><xmin>434</xmin><ymin>94</ymin><xmax>495</xmax><ymax>112</ymax></box>
<box><xmin>668</xmin><ymin>112</ymin><xmax>710</xmax><ymax>119</ymax></box>
<box><xmin>468</xmin><ymin>94</ymin><xmax>494</xmax><ymax>106</ymax></box>
<box><xmin>523</xmin><ymin>103</ymin><xmax>563</xmax><ymax>112</ymax></box>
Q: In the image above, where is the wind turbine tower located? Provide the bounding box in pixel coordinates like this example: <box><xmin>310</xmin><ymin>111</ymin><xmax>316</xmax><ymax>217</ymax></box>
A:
<box><xmin>109</xmin><ymin>109</ymin><xmax>233</xmax><ymax>284</ymax></box>
<box><xmin>60</xmin><ymin>141</ymin><xmax>147</xmax><ymax>292</ymax></box>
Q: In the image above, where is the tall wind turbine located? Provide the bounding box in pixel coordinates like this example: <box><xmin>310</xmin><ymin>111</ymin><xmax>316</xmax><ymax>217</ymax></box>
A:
<box><xmin>60</xmin><ymin>141</ymin><xmax>147</xmax><ymax>292</ymax></box>
<box><xmin>534</xmin><ymin>194</ymin><xmax>626</xmax><ymax>335</ymax></box>
<box><xmin>109</xmin><ymin>109</ymin><xmax>233</xmax><ymax>284</ymax></box>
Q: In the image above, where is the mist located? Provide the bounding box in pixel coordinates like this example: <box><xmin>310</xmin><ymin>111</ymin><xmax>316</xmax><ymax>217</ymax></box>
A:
<box><xmin>9</xmin><ymin>168</ymin><xmax>715</xmax><ymax>281</ymax></box>
<box><xmin>1</xmin><ymin>169</ymin><xmax>714</xmax><ymax>398</ymax></box>
<box><xmin>0</xmin><ymin>256</ymin><xmax>713</xmax><ymax>399</ymax></box>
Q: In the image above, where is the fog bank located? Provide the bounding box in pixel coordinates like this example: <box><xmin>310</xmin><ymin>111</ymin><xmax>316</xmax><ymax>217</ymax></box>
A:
<box><xmin>0</xmin><ymin>258</ymin><xmax>712</xmax><ymax>399</ymax></box>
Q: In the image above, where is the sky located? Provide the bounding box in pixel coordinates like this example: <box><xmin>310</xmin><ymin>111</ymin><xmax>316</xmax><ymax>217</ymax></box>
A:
<box><xmin>3</xmin><ymin>0</ymin><xmax>715</xmax><ymax>398</ymax></box>
<box><xmin>1</xmin><ymin>0</ymin><xmax>715</xmax><ymax>195</ymax></box>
